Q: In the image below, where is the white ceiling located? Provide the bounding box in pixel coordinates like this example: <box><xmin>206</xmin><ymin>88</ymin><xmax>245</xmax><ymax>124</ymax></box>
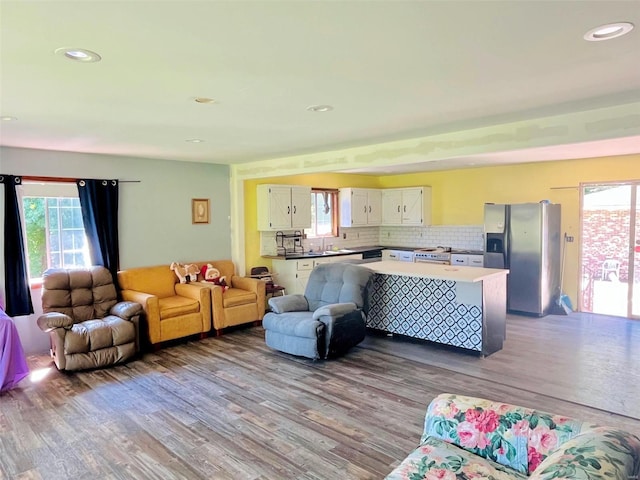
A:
<box><xmin>1</xmin><ymin>1</ymin><xmax>639</xmax><ymax>174</ymax></box>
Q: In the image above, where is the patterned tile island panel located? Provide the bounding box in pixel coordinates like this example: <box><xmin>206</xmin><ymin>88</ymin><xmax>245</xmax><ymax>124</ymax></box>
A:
<box><xmin>367</xmin><ymin>274</ymin><xmax>487</xmax><ymax>352</ymax></box>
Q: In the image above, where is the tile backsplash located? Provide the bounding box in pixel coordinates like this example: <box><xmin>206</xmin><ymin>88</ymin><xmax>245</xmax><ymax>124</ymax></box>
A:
<box><xmin>260</xmin><ymin>225</ymin><xmax>484</xmax><ymax>256</ymax></box>
<box><xmin>379</xmin><ymin>225</ymin><xmax>484</xmax><ymax>251</ymax></box>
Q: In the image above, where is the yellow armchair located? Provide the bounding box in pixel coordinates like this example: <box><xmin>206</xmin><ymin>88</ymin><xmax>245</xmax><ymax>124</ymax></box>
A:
<box><xmin>194</xmin><ymin>260</ymin><xmax>265</xmax><ymax>335</ymax></box>
<box><xmin>117</xmin><ymin>265</ymin><xmax>211</xmax><ymax>347</ymax></box>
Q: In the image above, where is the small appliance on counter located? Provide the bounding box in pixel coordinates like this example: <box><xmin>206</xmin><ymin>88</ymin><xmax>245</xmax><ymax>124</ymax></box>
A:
<box><xmin>275</xmin><ymin>230</ymin><xmax>304</xmax><ymax>257</ymax></box>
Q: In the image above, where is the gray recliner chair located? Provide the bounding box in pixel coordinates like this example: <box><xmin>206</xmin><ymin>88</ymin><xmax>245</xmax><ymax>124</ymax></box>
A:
<box><xmin>37</xmin><ymin>266</ymin><xmax>142</xmax><ymax>371</ymax></box>
<box><xmin>262</xmin><ymin>263</ymin><xmax>374</xmax><ymax>360</ymax></box>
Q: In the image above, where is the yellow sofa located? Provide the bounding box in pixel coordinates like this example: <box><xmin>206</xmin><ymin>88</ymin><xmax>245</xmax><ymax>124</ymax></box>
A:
<box><xmin>194</xmin><ymin>260</ymin><xmax>265</xmax><ymax>335</ymax></box>
<box><xmin>118</xmin><ymin>264</ymin><xmax>212</xmax><ymax>346</ymax></box>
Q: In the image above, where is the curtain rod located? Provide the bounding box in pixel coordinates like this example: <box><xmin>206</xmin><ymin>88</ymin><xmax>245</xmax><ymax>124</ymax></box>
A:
<box><xmin>19</xmin><ymin>175</ymin><xmax>140</xmax><ymax>183</ymax></box>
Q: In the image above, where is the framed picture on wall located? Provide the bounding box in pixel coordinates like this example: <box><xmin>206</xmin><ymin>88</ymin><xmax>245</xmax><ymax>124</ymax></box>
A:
<box><xmin>192</xmin><ymin>198</ymin><xmax>210</xmax><ymax>224</ymax></box>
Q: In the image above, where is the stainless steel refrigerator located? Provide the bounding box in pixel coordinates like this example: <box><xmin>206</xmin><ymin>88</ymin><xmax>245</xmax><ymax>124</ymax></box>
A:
<box><xmin>484</xmin><ymin>203</ymin><xmax>562</xmax><ymax>316</ymax></box>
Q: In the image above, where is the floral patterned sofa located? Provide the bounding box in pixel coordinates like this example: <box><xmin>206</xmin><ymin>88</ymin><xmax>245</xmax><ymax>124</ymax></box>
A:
<box><xmin>386</xmin><ymin>393</ymin><xmax>640</xmax><ymax>480</ymax></box>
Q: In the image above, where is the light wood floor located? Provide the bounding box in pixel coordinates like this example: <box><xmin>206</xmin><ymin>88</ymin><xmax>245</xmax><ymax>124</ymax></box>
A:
<box><xmin>1</xmin><ymin>312</ymin><xmax>639</xmax><ymax>480</ymax></box>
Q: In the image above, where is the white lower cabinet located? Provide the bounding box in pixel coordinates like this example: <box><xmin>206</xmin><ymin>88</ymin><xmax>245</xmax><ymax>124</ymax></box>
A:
<box><xmin>272</xmin><ymin>254</ymin><xmax>363</xmax><ymax>294</ymax></box>
<box><xmin>398</xmin><ymin>251</ymin><xmax>415</xmax><ymax>262</ymax></box>
<box><xmin>450</xmin><ymin>254</ymin><xmax>469</xmax><ymax>266</ymax></box>
<box><xmin>271</xmin><ymin>259</ymin><xmax>312</xmax><ymax>296</ymax></box>
<box><xmin>295</xmin><ymin>270</ymin><xmax>311</xmax><ymax>293</ymax></box>
<box><xmin>382</xmin><ymin>250</ymin><xmax>400</xmax><ymax>261</ymax></box>
<box><xmin>451</xmin><ymin>254</ymin><xmax>484</xmax><ymax>267</ymax></box>
<box><xmin>468</xmin><ymin>255</ymin><xmax>484</xmax><ymax>267</ymax></box>
<box><xmin>312</xmin><ymin>258</ymin><xmax>333</xmax><ymax>267</ymax></box>
<box><xmin>383</xmin><ymin>250</ymin><xmax>415</xmax><ymax>262</ymax></box>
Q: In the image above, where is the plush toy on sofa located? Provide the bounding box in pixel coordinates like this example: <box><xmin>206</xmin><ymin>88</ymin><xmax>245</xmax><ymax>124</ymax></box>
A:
<box><xmin>200</xmin><ymin>264</ymin><xmax>229</xmax><ymax>292</ymax></box>
<box><xmin>170</xmin><ymin>262</ymin><xmax>199</xmax><ymax>284</ymax></box>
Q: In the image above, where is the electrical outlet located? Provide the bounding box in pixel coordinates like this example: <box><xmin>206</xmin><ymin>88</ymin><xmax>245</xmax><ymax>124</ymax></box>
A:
<box><xmin>566</xmin><ymin>236</ymin><xmax>574</xmax><ymax>243</ymax></box>
<box><xmin>343</xmin><ymin>232</ymin><xmax>347</xmax><ymax>239</ymax></box>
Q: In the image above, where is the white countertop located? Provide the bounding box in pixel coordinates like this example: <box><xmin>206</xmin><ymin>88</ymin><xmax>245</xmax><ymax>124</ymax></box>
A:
<box><xmin>363</xmin><ymin>261</ymin><xmax>509</xmax><ymax>283</ymax></box>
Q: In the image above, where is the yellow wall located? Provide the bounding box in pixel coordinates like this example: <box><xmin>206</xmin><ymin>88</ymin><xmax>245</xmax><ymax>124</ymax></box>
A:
<box><xmin>379</xmin><ymin>154</ymin><xmax>639</xmax><ymax>224</ymax></box>
<box><xmin>379</xmin><ymin>154</ymin><xmax>640</xmax><ymax>308</ymax></box>
<box><xmin>245</xmin><ymin>154</ymin><xmax>639</xmax><ymax>309</ymax></box>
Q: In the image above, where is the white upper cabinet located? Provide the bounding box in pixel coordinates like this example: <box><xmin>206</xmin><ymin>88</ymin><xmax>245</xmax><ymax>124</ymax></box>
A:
<box><xmin>257</xmin><ymin>184</ymin><xmax>312</xmax><ymax>230</ymax></box>
<box><xmin>401</xmin><ymin>187</ymin><xmax>425</xmax><ymax>225</ymax></box>
<box><xmin>290</xmin><ymin>186</ymin><xmax>312</xmax><ymax>228</ymax></box>
<box><xmin>339</xmin><ymin>188</ymin><xmax>382</xmax><ymax>227</ymax></box>
<box><xmin>367</xmin><ymin>189</ymin><xmax>382</xmax><ymax>225</ymax></box>
<box><xmin>381</xmin><ymin>189</ymin><xmax>403</xmax><ymax>225</ymax></box>
<box><xmin>381</xmin><ymin>187</ymin><xmax>432</xmax><ymax>226</ymax></box>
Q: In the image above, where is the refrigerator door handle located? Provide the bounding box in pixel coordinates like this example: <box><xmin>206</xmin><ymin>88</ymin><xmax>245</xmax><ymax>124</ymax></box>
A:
<box><xmin>504</xmin><ymin>206</ymin><xmax>510</xmax><ymax>269</ymax></box>
<box><xmin>504</xmin><ymin>231</ymin><xmax>510</xmax><ymax>268</ymax></box>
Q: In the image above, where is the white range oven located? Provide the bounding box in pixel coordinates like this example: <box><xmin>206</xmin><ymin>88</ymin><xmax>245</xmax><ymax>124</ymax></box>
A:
<box><xmin>413</xmin><ymin>248</ymin><xmax>451</xmax><ymax>265</ymax></box>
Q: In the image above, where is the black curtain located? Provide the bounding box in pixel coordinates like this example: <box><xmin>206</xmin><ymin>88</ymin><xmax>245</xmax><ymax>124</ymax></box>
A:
<box><xmin>77</xmin><ymin>179</ymin><xmax>120</xmax><ymax>286</ymax></box>
<box><xmin>1</xmin><ymin>175</ymin><xmax>34</xmax><ymax>316</ymax></box>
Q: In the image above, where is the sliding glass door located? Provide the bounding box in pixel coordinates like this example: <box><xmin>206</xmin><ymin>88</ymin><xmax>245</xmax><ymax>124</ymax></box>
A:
<box><xmin>580</xmin><ymin>182</ymin><xmax>639</xmax><ymax>319</ymax></box>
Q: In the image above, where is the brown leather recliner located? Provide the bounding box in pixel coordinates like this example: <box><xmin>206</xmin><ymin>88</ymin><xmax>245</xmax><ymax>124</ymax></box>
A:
<box><xmin>37</xmin><ymin>266</ymin><xmax>142</xmax><ymax>371</ymax></box>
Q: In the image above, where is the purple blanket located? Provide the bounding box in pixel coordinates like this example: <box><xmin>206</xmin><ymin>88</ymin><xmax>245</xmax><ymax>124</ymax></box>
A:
<box><xmin>0</xmin><ymin>308</ymin><xmax>29</xmax><ymax>392</ymax></box>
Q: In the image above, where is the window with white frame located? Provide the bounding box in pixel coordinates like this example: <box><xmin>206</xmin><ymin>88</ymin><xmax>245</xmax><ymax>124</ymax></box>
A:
<box><xmin>307</xmin><ymin>189</ymin><xmax>338</xmax><ymax>238</ymax></box>
<box><xmin>20</xmin><ymin>182</ymin><xmax>91</xmax><ymax>280</ymax></box>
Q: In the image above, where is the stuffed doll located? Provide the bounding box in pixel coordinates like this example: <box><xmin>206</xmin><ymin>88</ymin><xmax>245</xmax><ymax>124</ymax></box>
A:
<box><xmin>170</xmin><ymin>262</ymin><xmax>199</xmax><ymax>283</ymax></box>
<box><xmin>200</xmin><ymin>264</ymin><xmax>229</xmax><ymax>292</ymax></box>
<box><xmin>184</xmin><ymin>263</ymin><xmax>200</xmax><ymax>282</ymax></box>
<box><xmin>170</xmin><ymin>262</ymin><xmax>188</xmax><ymax>283</ymax></box>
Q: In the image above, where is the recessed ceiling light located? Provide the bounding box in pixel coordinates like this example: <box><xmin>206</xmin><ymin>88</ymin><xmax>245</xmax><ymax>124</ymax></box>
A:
<box><xmin>307</xmin><ymin>104</ymin><xmax>334</xmax><ymax>112</ymax></box>
<box><xmin>1</xmin><ymin>116</ymin><xmax>17</xmax><ymax>121</ymax></box>
<box><xmin>194</xmin><ymin>97</ymin><xmax>216</xmax><ymax>104</ymax></box>
<box><xmin>54</xmin><ymin>47</ymin><xmax>102</xmax><ymax>62</ymax></box>
<box><xmin>186</xmin><ymin>139</ymin><xmax>204</xmax><ymax>143</ymax></box>
<box><xmin>584</xmin><ymin>22</ymin><xmax>634</xmax><ymax>41</ymax></box>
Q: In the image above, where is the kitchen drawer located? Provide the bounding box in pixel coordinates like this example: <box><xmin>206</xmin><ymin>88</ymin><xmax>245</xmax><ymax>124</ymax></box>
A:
<box><xmin>382</xmin><ymin>250</ymin><xmax>400</xmax><ymax>261</ymax></box>
<box><xmin>313</xmin><ymin>257</ymin><xmax>333</xmax><ymax>267</ymax></box>
<box><xmin>296</xmin><ymin>260</ymin><xmax>314</xmax><ymax>270</ymax></box>
<box><xmin>451</xmin><ymin>254</ymin><xmax>484</xmax><ymax>267</ymax></box>
<box><xmin>468</xmin><ymin>255</ymin><xmax>484</xmax><ymax>267</ymax></box>
<box><xmin>399</xmin><ymin>252</ymin><xmax>415</xmax><ymax>262</ymax></box>
<box><xmin>383</xmin><ymin>249</ymin><xmax>412</xmax><ymax>261</ymax></box>
<box><xmin>450</xmin><ymin>254</ymin><xmax>469</xmax><ymax>266</ymax></box>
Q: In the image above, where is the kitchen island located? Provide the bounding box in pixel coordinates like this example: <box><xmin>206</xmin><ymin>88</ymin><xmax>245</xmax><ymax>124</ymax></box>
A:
<box><xmin>363</xmin><ymin>261</ymin><xmax>509</xmax><ymax>356</ymax></box>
